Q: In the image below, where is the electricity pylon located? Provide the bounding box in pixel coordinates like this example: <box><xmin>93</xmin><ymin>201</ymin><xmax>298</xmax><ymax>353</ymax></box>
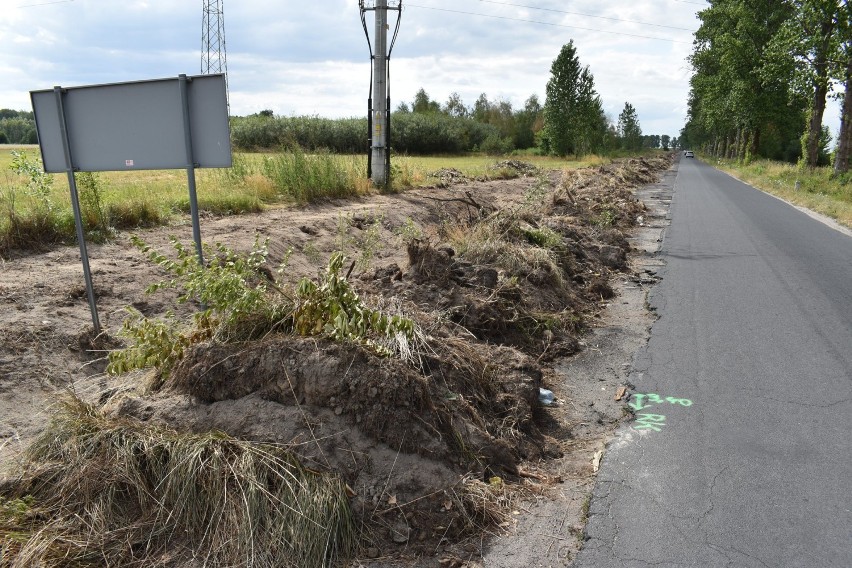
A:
<box><xmin>202</xmin><ymin>0</ymin><xmax>229</xmax><ymax>105</ymax></box>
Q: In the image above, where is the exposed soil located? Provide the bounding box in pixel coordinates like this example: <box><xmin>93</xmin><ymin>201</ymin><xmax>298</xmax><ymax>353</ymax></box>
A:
<box><xmin>0</xmin><ymin>156</ymin><xmax>676</xmax><ymax>567</ymax></box>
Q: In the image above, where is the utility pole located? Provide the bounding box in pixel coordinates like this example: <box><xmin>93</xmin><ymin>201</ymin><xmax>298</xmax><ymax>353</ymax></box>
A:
<box><xmin>360</xmin><ymin>1</ymin><xmax>401</xmax><ymax>188</ymax></box>
<box><xmin>371</xmin><ymin>0</ymin><xmax>389</xmax><ymax>186</ymax></box>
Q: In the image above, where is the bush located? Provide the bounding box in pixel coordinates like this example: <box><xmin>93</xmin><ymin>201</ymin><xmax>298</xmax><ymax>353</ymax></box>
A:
<box><xmin>390</xmin><ymin>112</ymin><xmax>499</xmax><ymax>154</ymax></box>
<box><xmin>230</xmin><ymin>113</ymin><xmax>506</xmax><ymax>155</ymax></box>
<box><xmin>478</xmin><ymin>133</ymin><xmax>514</xmax><ymax>156</ymax></box>
<box><xmin>231</xmin><ymin>115</ymin><xmax>367</xmax><ymax>153</ymax></box>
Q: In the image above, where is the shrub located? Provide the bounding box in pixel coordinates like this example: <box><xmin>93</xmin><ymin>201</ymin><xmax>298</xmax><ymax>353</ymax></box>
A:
<box><xmin>109</xmin><ymin>237</ymin><xmax>419</xmax><ymax>379</ymax></box>
<box><xmin>230</xmin><ymin>115</ymin><xmax>367</xmax><ymax>153</ymax></box>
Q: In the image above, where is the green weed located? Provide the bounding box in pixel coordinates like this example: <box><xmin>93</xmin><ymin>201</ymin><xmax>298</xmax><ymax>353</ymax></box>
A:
<box><xmin>394</xmin><ymin>216</ymin><xmax>424</xmax><ymax>243</ymax></box>
<box><xmin>355</xmin><ymin>213</ymin><xmax>385</xmax><ymax>271</ymax></box>
<box><xmin>75</xmin><ymin>171</ymin><xmax>114</xmax><ymax>241</ymax></box>
<box><xmin>109</xmin><ymin>238</ymin><xmax>420</xmax><ymax>380</ymax></box>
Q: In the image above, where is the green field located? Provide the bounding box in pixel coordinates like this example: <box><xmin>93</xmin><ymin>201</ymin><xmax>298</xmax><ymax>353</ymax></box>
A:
<box><xmin>0</xmin><ymin>143</ymin><xmax>628</xmax><ymax>252</ymax></box>
<box><xmin>0</xmin><ymin>145</ymin><xmax>604</xmax><ymax>196</ymax></box>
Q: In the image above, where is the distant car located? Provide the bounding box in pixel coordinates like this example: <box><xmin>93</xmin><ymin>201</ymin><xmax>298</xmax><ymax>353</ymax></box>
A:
<box><xmin>684</xmin><ymin>151</ymin><xmax>694</xmax><ymax>158</ymax></box>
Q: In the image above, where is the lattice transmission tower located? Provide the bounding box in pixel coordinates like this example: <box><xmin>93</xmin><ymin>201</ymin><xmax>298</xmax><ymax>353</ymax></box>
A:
<box><xmin>201</xmin><ymin>0</ymin><xmax>229</xmax><ymax>104</ymax></box>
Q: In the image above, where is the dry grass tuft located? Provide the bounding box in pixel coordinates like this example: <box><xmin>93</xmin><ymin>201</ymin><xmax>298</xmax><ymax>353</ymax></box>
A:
<box><xmin>444</xmin><ymin>475</ymin><xmax>513</xmax><ymax>537</ymax></box>
<box><xmin>1</xmin><ymin>396</ymin><xmax>356</xmax><ymax>568</ymax></box>
<box><xmin>447</xmin><ymin>212</ymin><xmax>566</xmax><ymax>289</ymax></box>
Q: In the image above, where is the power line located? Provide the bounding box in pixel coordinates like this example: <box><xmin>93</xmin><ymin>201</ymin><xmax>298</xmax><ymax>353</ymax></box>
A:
<box><xmin>475</xmin><ymin>0</ymin><xmax>696</xmax><ymax>32</ymax></box>
<box><xmin>405</xmin><ymin>4</ymin><xmax>693</xmax><ymax>44</ymax></box>
<box><xmin>15</xmin><ymin>0</ymin><xmax>73</xmax><ymax>7</ymax></box>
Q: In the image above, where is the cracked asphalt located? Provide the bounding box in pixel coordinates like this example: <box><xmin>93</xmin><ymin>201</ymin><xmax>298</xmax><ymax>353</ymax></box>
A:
<box><xmin>573</xmin><ymin>158</ymin><xmax>852</xmax><ymax>567</ymax></box>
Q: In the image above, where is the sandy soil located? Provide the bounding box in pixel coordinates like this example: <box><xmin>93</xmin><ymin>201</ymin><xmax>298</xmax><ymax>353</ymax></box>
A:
<box><xmin>0</xmin><ymin>157</ymin><xmax>676</xmax><ymax>567</ymax></box>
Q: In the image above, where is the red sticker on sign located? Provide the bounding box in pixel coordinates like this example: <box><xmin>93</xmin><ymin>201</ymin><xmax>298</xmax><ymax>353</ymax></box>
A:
<box><xmin>125</xmin><ymin>159</ymin><xmax>134</xmax><ymax>167</ymax></box>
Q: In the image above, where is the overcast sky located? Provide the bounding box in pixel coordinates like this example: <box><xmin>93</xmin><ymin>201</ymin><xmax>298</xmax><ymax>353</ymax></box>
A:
<box><xmin>0</xmin><ymin>0</ymin><xmax>841</xmax><ymax>139</ymax></box>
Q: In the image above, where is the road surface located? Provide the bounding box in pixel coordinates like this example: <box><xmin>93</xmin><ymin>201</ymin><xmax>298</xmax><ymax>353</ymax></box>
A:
<box><xmin>574</xmin><ymin>158</ymin><xmax>852</xmax><ymax>567</ymax></box>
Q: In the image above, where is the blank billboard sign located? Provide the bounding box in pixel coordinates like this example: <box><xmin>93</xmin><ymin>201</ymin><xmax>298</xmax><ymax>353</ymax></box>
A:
<box><xmin>31</xmin><ymin>74</ymin><xmax>231</xmax><ymax>173</ymax></box>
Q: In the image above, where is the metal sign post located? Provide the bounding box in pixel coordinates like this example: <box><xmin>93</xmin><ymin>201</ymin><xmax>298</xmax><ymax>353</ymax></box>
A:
<box><xmin>53</xmin><ymin>86</ymin><xmax>101</xmax><ymax>334</ymax></box>
<box><xmin>179</xmin><ymin>74</ymin><xmax>205</xmax><ymax>266</ymax></box>
<box><xmin>31</xmin><ymin>74</ymin><xmax>231</xmax><ymax>334</ymax></box>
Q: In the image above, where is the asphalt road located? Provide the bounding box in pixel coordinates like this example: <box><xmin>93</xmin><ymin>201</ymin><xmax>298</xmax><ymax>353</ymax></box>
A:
<box><xmin>573</xmin><ymin>157</ymin><xmax>852</xmax><ymax>567</ymax></box>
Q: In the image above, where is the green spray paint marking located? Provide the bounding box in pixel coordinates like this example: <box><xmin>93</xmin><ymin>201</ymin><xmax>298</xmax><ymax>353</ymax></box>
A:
<box><xmin>629</xmin><ymin>392</ymin><xmax>692</xmax><ymax>412</ymax></box>
<box><xmin>629</xmin><ymin>393</ymin><xmax>693</xmax><ymax>434</ymax></box>
<box><xmin>633</xmin><ymin>413</ymin><xmax>666</xmax><ymax>432</ymax></box>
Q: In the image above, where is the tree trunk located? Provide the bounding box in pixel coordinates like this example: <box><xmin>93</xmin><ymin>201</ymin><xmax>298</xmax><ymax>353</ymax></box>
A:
<box><xmin>739</xmin><ymin>128</ymin><xmax>750</xmax><ymax>162</ymax></box>
<box><xmin>750</xmin><ymin>127</ymin><xmax>761</xmax><ymax>159</ymax></box>
<box><xmin>740</xmin><ymin>130</ymin><xmax>751</xmax><ymax>163</ymax></box>
<box><xmin>806</xmin><ymin>19</ymin><xmax>834</xmax><ymax>168</ymax></box>
<box><xmin>834</xmin><ymin>56</ymin><xmax>852</xmax><ymax>175</ymax></box>
<box><xmin>733</xmin><ymin>127</ymin><xmax>742</xmax><ymax>160</ymax></box>
<box><xmin>806</xmin><ymin>82</ymin><xmax>829</xmax><ymax>167</ymax></box>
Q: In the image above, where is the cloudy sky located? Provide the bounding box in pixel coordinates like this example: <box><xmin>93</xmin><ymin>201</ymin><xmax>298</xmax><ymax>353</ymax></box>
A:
<box><xmin>0</xmin><ymin>0</ymin><xmax>840</xmax><ymax>139</ymax></box>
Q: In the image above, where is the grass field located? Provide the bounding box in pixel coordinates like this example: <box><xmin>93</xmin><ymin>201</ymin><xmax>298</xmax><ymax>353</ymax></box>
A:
<box><xmin>0</xmin><ymin>145</ymin><xmax>609</xmax><ymax>195</ymax></box>
<box><xmin>710</xmin><ymin>157</ymin><xmax>852</xmax><ymax>228</ymax></box>
<box><xmin>0</xmin><ymin>144</ymin><xmax>629</xmax><ymax>252</ymax></box>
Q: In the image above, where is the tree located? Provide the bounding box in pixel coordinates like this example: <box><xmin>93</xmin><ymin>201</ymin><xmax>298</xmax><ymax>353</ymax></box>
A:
<box><xmin>543</xmin><ymin>41</ymin><xmax>606</xmax><ymax>157</ymax></box>
<box><xmin>472</xmin><ymin>93</ymin><xmax>491</xmax><ymax>123</ymax></box>
<box><xmin>685</xmin><ymin>0</ymin><xmax>800</xmax><ymax>162</ymax></box>
<box><xmin>661</xmin><ymin>134</ymin><xmax>671</xmax><ymax>150</ymax></box>
<box><xmin>513</xmin><ymin>95</ymin><xmax>542</xmax><ymax>150</ymax></box>
<box><xmin>836</xmin><ymin>54</ymin><xmax>852</xmax><ymax>173</ymax></box>
<box><xmin>412</xmin><ymin>88</ymin><xmax>440</xmax><ymax>114</ymax></box>
<box><xmin>833</xmin><ymin>1</ymin><xmax>852</xmax><ymax>173</ymax></box>
<box><xmin>766</xmin><ymin>0</ymin><xmax>843</xmax><ymax>167</ymax></box>
<box><xmin>0</xmin><ymin>117</ymin><xmax>37</xmax><ymax>145</ymax></box>
<box><xmin>618</xmin><ymin>103</ymin><xmax>642</xmax><ymax>151</ymax></box>
<box><xmin>442</xmin><ymin>92</ymin><xmax>468</xmax><ymax>118</ymax></box>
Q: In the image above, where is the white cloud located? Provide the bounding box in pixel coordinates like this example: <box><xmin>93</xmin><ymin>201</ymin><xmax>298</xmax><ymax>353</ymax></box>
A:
<box><xmin>0</xmin><ymin>0</ymin><xmax>732</xmax><ymax>137</ymax></box>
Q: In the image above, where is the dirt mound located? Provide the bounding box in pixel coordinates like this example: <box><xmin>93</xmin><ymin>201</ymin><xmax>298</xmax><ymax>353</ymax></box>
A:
<box><xmin>159</xmin><ymin>335</ymin><xmax>547</xmax><ymax>471</ymax></box>
<box><xmin>113</xmin><ymin>155</ymin><xmax>671</xmax><ymax>557</ymax></box>
<box><xmin>105</xmin><ymin>333</ymin><xmax>552</xmax><ymax>560</ymax></box>
<box><xmin>488</xmin><ymin>160</ymin><xmax>540</xmax><ymax>176</ymax></box>
<box><xmin>429</xmin><ymin>167</ymin><xmax>468</xmax><ymax>187</ymax></box>
<box><xmin>0</xmin><ymin>153</ymin><xmax>676</xmax><ymax>566</ymax></box>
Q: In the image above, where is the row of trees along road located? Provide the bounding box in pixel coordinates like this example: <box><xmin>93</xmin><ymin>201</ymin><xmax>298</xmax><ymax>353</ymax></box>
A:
<box><xmin>683</xmin><ymin>0</ymin><xmax>852</xmax><ymax>173</ymax></box>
